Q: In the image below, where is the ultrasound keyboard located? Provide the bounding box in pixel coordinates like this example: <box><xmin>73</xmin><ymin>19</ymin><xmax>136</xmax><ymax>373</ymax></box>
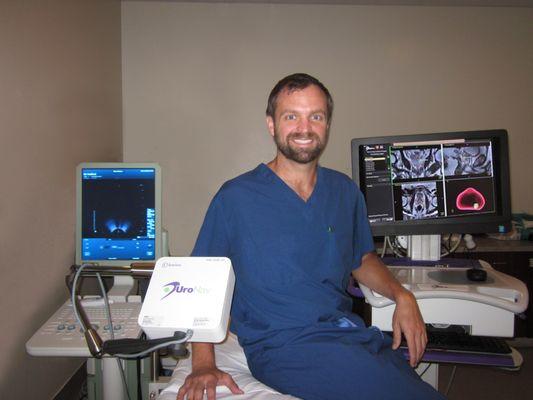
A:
<box><xmin>426</xmin><ymin>331</ymin><xmax>511</xmax><ymax>354</ymax></box>
<box><xmin>26</xmin><ymin>299</ymin><xmax>143</xmax><ymax>357</ymax></box>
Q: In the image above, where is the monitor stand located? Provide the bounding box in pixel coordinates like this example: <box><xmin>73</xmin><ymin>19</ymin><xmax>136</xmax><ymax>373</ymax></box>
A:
<box><xmin>407</xmin><ymin>234</ymin><xmax>442</xmax><ymax>261</ymax></box>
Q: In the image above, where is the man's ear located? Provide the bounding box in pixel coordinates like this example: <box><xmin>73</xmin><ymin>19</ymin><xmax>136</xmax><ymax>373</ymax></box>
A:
<box><xmin>266</xmin><ymin>116</ymin><xmax>275</xmax><ymax>138</ymax></box>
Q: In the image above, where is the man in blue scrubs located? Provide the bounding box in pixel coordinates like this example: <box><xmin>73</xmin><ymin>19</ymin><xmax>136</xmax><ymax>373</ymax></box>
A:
<box><xmin>177</xmin><ymin>74</ymin><xmax>444</xmax><ymax>400</ymax></box>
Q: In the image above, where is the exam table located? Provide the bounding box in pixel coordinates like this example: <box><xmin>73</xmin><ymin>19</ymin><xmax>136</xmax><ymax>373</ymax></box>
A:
<box><xmin>158</xmin><ymin>333</ymin><xmax>299</xmax><ymax>400</ymax></box>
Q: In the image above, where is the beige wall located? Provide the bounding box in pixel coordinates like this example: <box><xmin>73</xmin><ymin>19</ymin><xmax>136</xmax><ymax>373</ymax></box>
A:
<box><xmin>0</xmin><ymin>0</ymin><xmax>122</xmax><ymax>397</ymax></box>
<box><xmin>122</xmin><ymin>2</ymin><xmax>533</xmax><ymax>257</ymax></box>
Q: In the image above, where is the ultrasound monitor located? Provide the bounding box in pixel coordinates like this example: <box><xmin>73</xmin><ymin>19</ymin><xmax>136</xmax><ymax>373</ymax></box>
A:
<box><xmin>75</xmin><ymin>163</ymin><xmax>162</xmax><ymax>267</ymax></box>
<box><xmin>351</xmin><ymin>130</ymin><xmax>511</xmax><ymax>239</ymax></box>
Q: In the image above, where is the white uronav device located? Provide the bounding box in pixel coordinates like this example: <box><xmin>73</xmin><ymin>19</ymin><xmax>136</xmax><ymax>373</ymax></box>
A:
<box><xmin>139</xmin><ymin>257</ymin><xmax>235</xmax><ymax>343</ymax></box>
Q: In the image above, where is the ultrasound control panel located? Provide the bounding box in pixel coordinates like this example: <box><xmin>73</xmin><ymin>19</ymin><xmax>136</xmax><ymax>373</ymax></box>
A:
<box><xmin>26</xmin><ymin>300</ymin><xmax>142</xmax><ymax>357</ymax></box>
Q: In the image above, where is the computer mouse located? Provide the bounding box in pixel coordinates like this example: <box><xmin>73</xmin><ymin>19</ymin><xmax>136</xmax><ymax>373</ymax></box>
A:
<box><xmin>467</xmin><ymin>268</ymin><xmax>487</xmax><ymax>282</ymax></box>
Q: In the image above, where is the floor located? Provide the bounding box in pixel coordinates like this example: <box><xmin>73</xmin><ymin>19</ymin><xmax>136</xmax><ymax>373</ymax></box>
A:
<box><xmin>438</xmin><ymin>342</ymin><xmax>533</xmax><ymax>400</ymax></box>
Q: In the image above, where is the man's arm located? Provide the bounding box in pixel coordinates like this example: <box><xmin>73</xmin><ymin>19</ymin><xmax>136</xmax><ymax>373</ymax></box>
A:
<box><xmin>352</xmin><ymin>252</ymin><xmax>427</xmax><ymax>367</ymax></box>
<box><xmin>176</xmin><ymin>342</ymin><xmax>243</xmax><ymax>400</ymax></box>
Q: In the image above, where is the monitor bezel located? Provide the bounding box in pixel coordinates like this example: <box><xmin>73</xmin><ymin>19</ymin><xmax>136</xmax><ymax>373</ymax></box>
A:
<box><xmin>75</xmin><ymin>162</ymin><xmax>162</xmax><ymax>267</ymax></box>
<box><xmin>351</xmin><ymin>129</ymin><xmax>512</xmax><ymax>236</ymax></box>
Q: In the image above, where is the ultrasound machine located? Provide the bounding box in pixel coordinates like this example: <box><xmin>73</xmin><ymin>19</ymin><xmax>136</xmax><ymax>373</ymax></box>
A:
<box><xmin>25</xmin><ymin>163</ymin><xmax>165</xmax><ymax>399</ymax></box>
<box><xmin>351</xmin><ymin>129</ymin><xmax>529</xmax><ymax>390</ymax></box>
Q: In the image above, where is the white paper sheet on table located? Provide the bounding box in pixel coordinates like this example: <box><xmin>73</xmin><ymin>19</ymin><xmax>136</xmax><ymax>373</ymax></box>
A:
<box><xmin>158</xmin><ymin>333</ymin><xmax>300</xmax><ymax>400</ymax></box>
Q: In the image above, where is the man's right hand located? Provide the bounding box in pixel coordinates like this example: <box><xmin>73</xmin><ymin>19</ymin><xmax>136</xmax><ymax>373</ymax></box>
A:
<box><xmin>176</xmin><ymin>367</ymin><xmax>243</xmax><ymax>400</ymax></box>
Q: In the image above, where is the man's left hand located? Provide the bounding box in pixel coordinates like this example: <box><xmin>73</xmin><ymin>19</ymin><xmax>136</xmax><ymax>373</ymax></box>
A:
<box><xmin>391</xmin><ymin>290</ymin><xmax>427</xmax><ymax>367</ymax></box>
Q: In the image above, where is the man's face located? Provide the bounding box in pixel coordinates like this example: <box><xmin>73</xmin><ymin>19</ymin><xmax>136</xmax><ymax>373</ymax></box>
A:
<box><xmin>267</xmin><ymin>85</ymin><xmax>330</xmax><ymax>164</ymax></box>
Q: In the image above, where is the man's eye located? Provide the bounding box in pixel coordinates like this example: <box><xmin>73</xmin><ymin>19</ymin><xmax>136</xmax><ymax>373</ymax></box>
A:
<box><xmin>285</xmin><ymin>114</ymin><xmax>297</xmax><ymax>121</ymax></box>
<box><xmin>311</xmin><ymin>114</ymin><xmax>324</xmax><ymax>121</ymax></box>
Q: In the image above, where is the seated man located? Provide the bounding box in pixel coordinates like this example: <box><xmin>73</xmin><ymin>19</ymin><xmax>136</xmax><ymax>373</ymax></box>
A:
<box><xmin>178</xmin><ymin>73</ymin><xmax>444</xmax><ymax>400</ymax></box>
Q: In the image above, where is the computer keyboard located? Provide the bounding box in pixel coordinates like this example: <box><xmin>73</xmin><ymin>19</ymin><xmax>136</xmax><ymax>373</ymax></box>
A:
<box><xmin>26</xmin><ymin>299</ymin><xmax>143</xmax><ymax>357</ymax></box>
<box><xmin>383</xmin><ymin>257</ymin><xmax>482</xmax><ymax>269</ymax></box>
<box><xmin>402</xmin><ymin>331</ymin><xmax>512</xmax><ymax>355</ymax></box>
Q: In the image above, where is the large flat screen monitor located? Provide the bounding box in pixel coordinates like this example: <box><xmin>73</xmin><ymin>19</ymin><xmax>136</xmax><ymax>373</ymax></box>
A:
<box><xmin>351</xmin><ymin>130</ymin><xmax>511</xmax><ymax>237</ymax></box>
<box><xmin>75</xmin><ymin>163</ymin><xmax>162</xmax><ymax>266</ymax></box>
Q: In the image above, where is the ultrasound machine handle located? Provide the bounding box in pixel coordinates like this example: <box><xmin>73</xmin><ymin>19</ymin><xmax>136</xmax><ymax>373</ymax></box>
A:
<box><xmin>359</xmin><ymin>264</ymin><xmax>529</xmax><ymax>315</ymax></box>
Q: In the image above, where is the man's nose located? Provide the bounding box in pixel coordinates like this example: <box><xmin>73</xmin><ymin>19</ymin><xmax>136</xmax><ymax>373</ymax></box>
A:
<box><xmin>296</xmin><ymin>117</ymin><xmax>311</xmax><ymax>132</ymax></box>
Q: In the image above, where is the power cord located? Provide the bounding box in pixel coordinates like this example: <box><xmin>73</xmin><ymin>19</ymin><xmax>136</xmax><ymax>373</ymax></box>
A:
<box><xmin>441</xmin><ymin>234</ymin><xmax>462</xmax><ymax>257</ymax></box>
<box><xmin>417</xmin><ymin>363</ymin><xmax>432</xmax><ymax>378</ymax></box>
<box><xmin>380</xmin><ymin>237</ymin><xmax>388</xmax><ymax>258</ymax></box>
<box><xmin>444</xmin><ymin>365</ymin><xmax>457</xmax><ymax>396</ymax></box>
<box><xmin>95</xmin><ymin>272</ymin><xmax>132</xmax><ymax>400</ymax></box>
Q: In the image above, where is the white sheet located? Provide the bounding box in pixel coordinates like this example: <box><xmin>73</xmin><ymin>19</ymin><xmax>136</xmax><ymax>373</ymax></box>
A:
<box><xmin>158</xmin><ymin>333</ymin><xmax>300</xmax><ymax>400</ymax></box>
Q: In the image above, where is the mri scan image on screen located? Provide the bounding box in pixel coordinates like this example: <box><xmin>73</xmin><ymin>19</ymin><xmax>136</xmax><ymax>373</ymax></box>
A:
<box><xmin>401</xmin><ymin>182</ymin><xmax>439</xmax><ymax>220</ymax></box>
<box><xmin>391</xmin><ymin>146</ymin><xmax>442</xmax><ymax>181</ymax></box>
<box><xmin>443</xmin><ymin>143</ymin><xmax>493</xmax><ymax>177</ymax></box>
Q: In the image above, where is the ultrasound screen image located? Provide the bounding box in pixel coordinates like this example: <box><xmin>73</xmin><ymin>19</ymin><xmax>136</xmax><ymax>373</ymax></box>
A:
<box><xmin>391</xmin><ymin>146</ymin><xmax>442</xmax><ymax>181</ymax></box>
<box><xmin>82</xmin><ymin>180</ymin><xmax>154</xmax><ymax>239</ymax></box>
<box><xmin>81</xmin><ymin>168</ymin><xmax>156</xmax><ymax>261</ymax></box>
<box><xmin>81</xmin><ymin>169</ymin><xmax>155</xmax><ymax>240</ymax></box>
<box><xmin>443</xmin><ymin>143</ymin><xmax>493</xmax><ymax>177</ymax></box>
<box><xmin>401</xmin><ymin>182</ymin><xmax>439</xmax><ymax>220</ymax></box>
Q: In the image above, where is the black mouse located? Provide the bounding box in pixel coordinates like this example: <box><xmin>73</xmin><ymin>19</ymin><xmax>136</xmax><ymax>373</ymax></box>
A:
<box><xmin>467</xmin><ymin>268</ymin><xmax>487</xmax><ymax>282</ymax></box>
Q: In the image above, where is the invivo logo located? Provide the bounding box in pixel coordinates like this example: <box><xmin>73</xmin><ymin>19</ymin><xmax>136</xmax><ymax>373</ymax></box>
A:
<box><xmin>161</xmin><ymin>281</ymin><xmax>194</xmax><ymax>299</ymax></box>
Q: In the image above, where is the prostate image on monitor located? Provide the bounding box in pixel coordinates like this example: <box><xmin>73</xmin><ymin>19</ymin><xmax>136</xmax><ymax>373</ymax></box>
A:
<box><xmin>81</xmin><ymin>168</ymin><xmax>156</xmax><ymax>261</ymax></box>
<box><xmin>362</xmin><ymin>140</ymin><xmax>496</xmax><ymax>224</ymax></box>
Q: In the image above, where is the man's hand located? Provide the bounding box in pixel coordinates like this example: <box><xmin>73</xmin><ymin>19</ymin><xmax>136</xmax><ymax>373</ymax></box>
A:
<box><xmin>176</xmin><ymin>367</ymin><xmax>243</xmax><ymax>400</ymax></box>
<box><xmin>353</xmin><ymin>252</ymin><xmax>427</xmax><ymax>367</ymax></box>
<box><xmin>391</xmin><ymin>289</ymin><xmax>427</xmax><ymax>367</ymax></box>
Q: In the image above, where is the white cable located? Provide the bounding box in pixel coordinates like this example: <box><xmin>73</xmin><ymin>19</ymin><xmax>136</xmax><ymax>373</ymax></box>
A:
<box><xmin>441</xmin><ymin>234</ymin><xmax>462</xmax><ymax>257</ymax></box>
<box><xmin>95</xmin><ymin>273</ymin><xmax>131</xmax><ymax>400</ymax></box>
<box><xmin>444</xmin><ymin>365</ymin><xmax>457</xmax><ymax>396</ymax></box>
<box><xmin>449</xmin><ymin>234</ymin><xmax>463</xmax><ymax>253</ymax></box>
<box><xmin>381</xmin><ymin>237</ymin><xmax>388</xmax><ymax>258</ymax></box>
<box><xmin>95</xmin><ymin>273</ymin><xmax>114</xmax><ymax>340</ymax></box>
<box><xmin>71</xmin><ymin>264</ymin><xmax>91</xmax><ymax>332</ymax></box>
<box><xmin>387</xmin><ymin>236</ymin><xmax>406</xmax><ymax>257</ymax></box>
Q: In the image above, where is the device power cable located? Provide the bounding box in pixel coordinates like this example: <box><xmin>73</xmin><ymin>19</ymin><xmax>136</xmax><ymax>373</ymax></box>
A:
<box><xmin>417</xmin><ymin>363</ymin><xmax>432</xmax><ymax>378</ymax></box>
<box><xmin>95</xmin><ymin>272</ymin><xmax>132</xmax><ymax>400</ymax></box>
<box><xmin>444</xmin><ymin>365</ymin><xmax>457</xmax><ymax>397</ymax></box>
<box><xmin>71</xmin><ymin>263</ymin><xmax>91</xmax><ymax>333</ymax></box>
<box><xmin>380</xmin><ymin>237</ymin><xmax>389</xmax><ymax>258</ymax></box>
<box><xmin>386</xmin><ymin>236</ymin><xmax>407</xmax><ymax>258</ymax></box>
<box><xmin>440</xmin><ymin>234</ymin><xmax>463</xmax><ymax>257</ymax></box>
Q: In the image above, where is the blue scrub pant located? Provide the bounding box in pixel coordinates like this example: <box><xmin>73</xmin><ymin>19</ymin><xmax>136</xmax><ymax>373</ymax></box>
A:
<box><xmin>246</xmin><ymin>324</ymin><xmax>445</xmax><ymax>400</ymax></box>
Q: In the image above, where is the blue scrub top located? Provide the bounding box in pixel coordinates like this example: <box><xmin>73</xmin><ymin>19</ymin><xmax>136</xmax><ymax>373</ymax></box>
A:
<box><xmin>192</xmin><ymin>164</ymin><xmax>375</xmax><ymax>349</ymax></box>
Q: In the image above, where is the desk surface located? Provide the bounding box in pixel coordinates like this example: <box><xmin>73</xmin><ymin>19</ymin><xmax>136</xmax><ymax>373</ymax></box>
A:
<box><xmin>463</xmin><ymin>237</ymin><xmax>533</xmax><ymax>253</ymax></box>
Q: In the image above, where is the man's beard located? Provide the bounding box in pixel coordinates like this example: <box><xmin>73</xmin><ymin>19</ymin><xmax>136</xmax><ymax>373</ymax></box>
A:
<box><xmin>273</xmin><ymin>129</ymin><xmax>328</xmax><ymax>164</ymax></box>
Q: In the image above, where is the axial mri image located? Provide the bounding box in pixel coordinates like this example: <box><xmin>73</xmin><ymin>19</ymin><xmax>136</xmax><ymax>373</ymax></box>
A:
<box><xmin>401</xmin><ymin>182</ymin><xmax>439</xmax><ymax>220</ymax></box>
<box><xmin>391</xmin><ymin>147</ymin><xmax>442</xmax><ymax>180</ymax></box>
<box><xmin>443</xmin><ymin>145</ymin><xmax>493</xmax><ymax>176</ymax></box>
